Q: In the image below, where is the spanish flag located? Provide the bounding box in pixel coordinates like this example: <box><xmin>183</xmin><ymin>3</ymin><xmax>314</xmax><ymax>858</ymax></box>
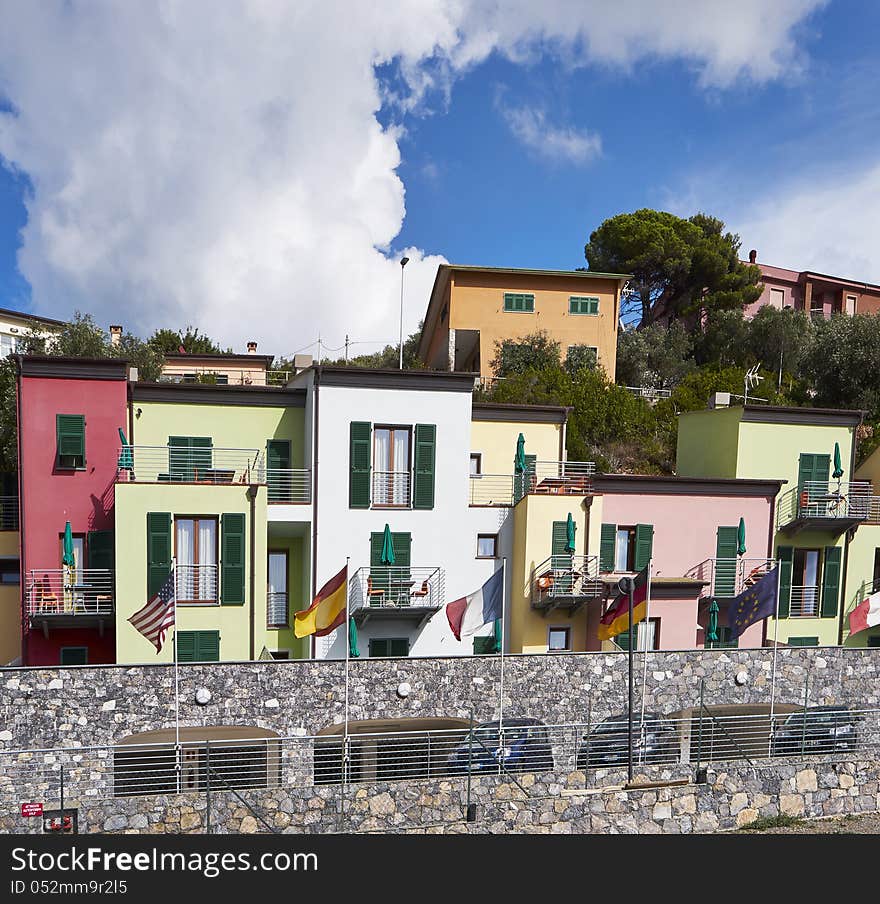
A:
<box><xmin>597</xmin><ymin>565</ymin><xmax>649</xmax><ymax>641</ymax></box>
<box><xmin>294</xmin><ymin>565</ymin><xmax>348</xmax><ymax>638</ymax></box>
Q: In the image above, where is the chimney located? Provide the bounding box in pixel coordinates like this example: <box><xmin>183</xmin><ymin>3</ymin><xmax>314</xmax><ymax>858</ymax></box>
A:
<box><xmin>247</xmin><ymin>341</ymin><xmax>258</xmax><ymax>355</ymax></box>
<box><xmin>748</xmin><ymin>249</ymin><xmax>757</xmax><ymax>264</ymax></box>
<box><xmin>708</xmin><ymin>392</ymin><xmax>731</xmax><ymax>410</ymax></box>
<box><xmin>109</xmin><ymin>324</ymin><xmax>123</xmax><ymax>347</ymax></box>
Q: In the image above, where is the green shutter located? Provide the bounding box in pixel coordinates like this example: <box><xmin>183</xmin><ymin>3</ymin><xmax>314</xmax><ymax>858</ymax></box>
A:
<box><xmin>821</xmin><ymin>545</ymin><xmax>842</xmax><ymax>618</ymax></box>
<box><xmin>413</xmin><ymin>424</ymin><xmax>436</xmax><ymax>510</ymax></box>
<box><xmin>714</xmin><ymin>527</ymin><xmax>739</xmax><ymax>596</ymax></box>
<box><xmin>787</xmin><ymin>636</ymin><xmax>819</xmax><ymax>647</ymax></box>
<box><xmin>777</xmin><ymin>545</ymin><xmax>793</xmax><ymax>619</ymax></box>
<box><xmin>349</xmin><ymin>422</ymin><xmax>371</xmax><ymax>509</ymax></box>
<box><xmin>197</xmin><ymin>630</ymin><xmax>220</xmax><ymax>662</ymax></box>
<box><xmin>146</xmin><ymin>513</ymin><xmax>172</xmax><ymax>598</ymax></box>
<box><xmin>634</xmin><ymin>524</ymin><xmax>654</xmax><ymax>571</ymax></box>
<box><xmin>370</xmin><ymin>532</ymin><xmax>384</xmax><ymax>568</ymax></box>
<box><xmin>266</xmin><ymin>439</ymin><xmax>291</xmax><ymax>501</ymax></box>
<box><xmin>168</xmin><ymin>436</ymin><xmax>213</xmax><ymax>480</ymax></box>
<box><xmin>390</xmin><ymin>638</ymin><xmax>409</xmax><ymax>657</ymax></box>
<box><xmin>220</xmin><ymin>513</ymin><xmax>246</xmax><ymax>605</ymax></box>
<box><xmin>176</xmin><ymin>632</ymin><xmax>196</xmax><ymax>662</ymax></box>
<box><xmin>60</xmin><ymin>647</ymin><xmax>88</xmax><ymax>665</ymax></box>
<box><xmin>56</xmin><ymin>414</ymin><xmax>85</xmax><ymax>464</ymax></box>
<box><xmin>393</xmin><ymin>532</ymin><xmax>411</xmax><ymax>572</ymax></box>
<box><xmin>87</xmin><ymin>530</ymin><xmax>114</xmax><ymax>571</ymax></box>
<box><xmin>798</xmin><ymin>453</ymin><xmax>831</xmax><ymax>490</ymax></box>
<box><xmin>473</xmin><ymin>635</ymin><xmax>497</xmax><ymax>654</ymax></box>
<box><xmin>551</xmin><ymin>521</ymin><xmax>573</xmax><ymax>592</ymax></box>
<box><xmin>600</xmin><ymin>523</ymin><xmax>616</xmax><ymax>572</ymax></box>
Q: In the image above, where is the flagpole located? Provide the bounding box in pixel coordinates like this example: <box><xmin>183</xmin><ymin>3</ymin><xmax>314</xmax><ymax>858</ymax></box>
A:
<box><xmin>640</xmin><ymin>559</ymin><xmax>652</xmax><ymax>727</ymax></box>
<box><xmin>343</xmin><ymin>558</ymin><xmax>351</xmax><ymax>800</ymax></box>
<box><xmin>768</xmin><ymin>556</ymin><xmax>782</xmax><ymax>753</ymax></box>
<box><xmin>626</xmin><ymin>572</ymin><xmax>635</xmax><ymax>785</ymax></box>
<box><xmin>172</xmin><ymin>557</ymin><xmax>180</xmax><ymax>791</ymax></box>
<box><xmin>499</xmin><ymin>556</ymin><xmax>507</xmax><ymax>727</ymax></box>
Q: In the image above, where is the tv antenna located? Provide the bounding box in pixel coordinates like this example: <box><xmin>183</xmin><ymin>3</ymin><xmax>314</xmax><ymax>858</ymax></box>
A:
<box><xmin>744</xmin><ymin>364</ymin><xmax>764</xmax><ymax>405</ymax></box>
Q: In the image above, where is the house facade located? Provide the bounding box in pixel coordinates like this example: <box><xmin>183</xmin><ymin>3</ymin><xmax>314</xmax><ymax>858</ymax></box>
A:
<box><xmin>417</xmin><ymin>265</ymin><xmax>629</xmax><ymax>382</ymax></box>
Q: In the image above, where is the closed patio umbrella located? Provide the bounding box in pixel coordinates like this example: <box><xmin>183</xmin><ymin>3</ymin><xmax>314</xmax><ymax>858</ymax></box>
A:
<box><xmin>380</xmin><ymin>524</ymin><xmax>395</xmax><ymax>565</ymax></box>
<box><xmin>832</xmin><ymin>441</ymin><xmax>844</xmax><ymax>480</ymax></box>
<box><xmin>707</xmin><ymin>599</ymin><xmax>720</xmax><ymax>645</ymax></box>
<box><xmin>566</xmin><ymin>512</ymin><xmax>577</xmax><ymax>553</ymax></box>
<box><xmin>349</xmin><ymin>616</ymin><xmax>360</xmax><ymax>658</ymax></box>
<box><xmin>62</xmin><ymin>521</ymin><xmax>75</xmax><ymax>567</ymax></box>
<box><xmin>736</xmin><ymin>517</ymin><xmax>746</xmax><ymax>556</ymax></box>
<box><xmin>117</xmin><ymin>427</ymin><xmax>134</xmax><ymax>471</ymax></box>
<box><xmin>514</xmin><ymin>433</ymin><xmax>526</xmax><ymax>473</ymax></box>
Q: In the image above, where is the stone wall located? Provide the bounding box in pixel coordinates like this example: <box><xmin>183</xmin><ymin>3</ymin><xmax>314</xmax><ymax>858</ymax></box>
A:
<box><xmin>2</xmin><ymin>647</ymin><xmax>879</xmax><ymax>751</ymax></box>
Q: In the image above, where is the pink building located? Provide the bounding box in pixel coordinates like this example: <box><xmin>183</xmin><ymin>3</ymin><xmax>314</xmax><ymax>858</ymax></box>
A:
<box><xmin>743</xmin><ymin>249</ymin><xmax>880</xmax><ymax>320</ymax></box>
<box><xmin>587</xmin><ymin>475</ymin><xmax>783</xmax><ymax>651</ymax></box>
<box><xmin>16</xmin><ymin>357</ymin><xmax>129</xmax><ymax>666</ymax></box>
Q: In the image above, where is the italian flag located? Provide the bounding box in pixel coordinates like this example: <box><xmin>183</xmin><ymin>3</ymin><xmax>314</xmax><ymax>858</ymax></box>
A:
<box><xmin>597</xmin><ymin>565</ymin><xmax>649</xmax><ymax>641</ymax></box>
<box><xmin>848</xmin><ymin>590</ymin><xmax>880</xmax><ymax>636</ymax></box>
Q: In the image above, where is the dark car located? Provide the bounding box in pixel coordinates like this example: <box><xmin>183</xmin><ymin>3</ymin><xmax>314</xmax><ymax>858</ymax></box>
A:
<box><xmin>446</xmin><ymin>718</ymin><xmax>554</xmax><ymax>775</ymax></box>
<box><xmin>578</xmin><ymin>712</ymin><xmax>678</xmax><ymax>769</ymax></box>
<box><xmin>770</xmin><ymin>706</ymin><xmax>861</xmax><ymax>758</ymax></box>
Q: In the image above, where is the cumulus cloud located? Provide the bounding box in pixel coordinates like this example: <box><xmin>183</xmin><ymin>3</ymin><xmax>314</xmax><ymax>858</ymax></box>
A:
<box><xmin>0</xmin><ymin>1</ymin><xmax>824</xmax><ymax>356</ymax></box>
<box><xmin>498</xmin><ymin>103</ymin><xmax>601</xmax><ymax>165</ymax></box>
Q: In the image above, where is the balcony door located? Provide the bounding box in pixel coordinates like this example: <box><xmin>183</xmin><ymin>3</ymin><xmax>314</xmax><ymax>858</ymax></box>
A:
<box><xmin>175</xmin><ymin>517</ymin><xmax>218</xmax><ymax>603</ymax></box>
<box><xmin>373</xmin><ymin>427</ymin><xmax>410</xmax><ymax>507</ymax></box>
<box><xmin>267</xmin><ymin>551</ymin><xmax>289</xmax><ymax>627</ymax></box>
<box><xmin>792</xmin><ymin>548</ymin><xmax>820</xmax><ymax>616</ymax></box>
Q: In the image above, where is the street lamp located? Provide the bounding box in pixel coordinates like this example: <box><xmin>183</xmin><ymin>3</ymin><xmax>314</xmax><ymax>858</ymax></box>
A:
<box><xmin>399</xmin><ymin>256</ymin><xmax>410</xmax><ymax>370</ymax></box>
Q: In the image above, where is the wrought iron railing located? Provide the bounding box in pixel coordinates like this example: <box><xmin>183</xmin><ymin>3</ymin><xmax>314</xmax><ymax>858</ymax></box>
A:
<box><xmin>26</xmin><ymin>569</ymin><xmax>114</xmax><ymax>616</ymax></box>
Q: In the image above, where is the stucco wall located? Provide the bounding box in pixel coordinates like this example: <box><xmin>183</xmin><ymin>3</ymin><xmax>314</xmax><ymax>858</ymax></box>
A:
<box><xmin>470</xmin><ymin>418</ymin><xmax>563</xmax><ymax>476</ymax></box>
<box><xmin>676</xmin><ymin>407</ymin><xmax>741</xmax><ymax>478</ymax></box>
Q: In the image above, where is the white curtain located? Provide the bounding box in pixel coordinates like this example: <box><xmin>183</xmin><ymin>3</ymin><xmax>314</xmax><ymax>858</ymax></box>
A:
<box><xmin>199</xmin><ymin>520</ymin><xmax>217</xmax><ymax>601</ymax></box>
<box><xmin>615</xmin><ymin>530</ymin><xmax>629</xmax><ymax>572</ymax></box>
<box><xmin>176</xmin><ymin>519</ymin><xmax>194</xmax><ymax>598</ymax></box>
<box><xmin>374</xmin><ymin>429</ymin><xmax>390</xmax><ymax>502</ymax></box>
<box><xmin>268</xmin><ymin>553</ymin><xmax>287</xmax><ymax>625</ymax></box>
<box><xmin>393</xmin><ymin>429</ymin><xmax>409</xmax><ymax>505</ymax></box>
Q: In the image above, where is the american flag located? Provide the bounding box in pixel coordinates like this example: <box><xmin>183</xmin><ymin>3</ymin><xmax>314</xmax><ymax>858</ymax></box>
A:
<box><xmin>128</xmin><ymin>570</ymin><xmax>176</xmax><ymax>653</ymax></box>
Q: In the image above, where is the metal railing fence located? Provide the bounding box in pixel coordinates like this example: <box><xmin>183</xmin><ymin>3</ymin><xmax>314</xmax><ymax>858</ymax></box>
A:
<box><xmin>116</xmin><ymin>446</ymin><xmax>265</xmax><ymax>485</ymax></box>
<box><xmin>776</xmin><ymin>480</ymin><xmax>873</xmax><ymax>529</ymax></box>
<box><xmin>348</xmin><ymin>566</ymin><xmax>445</xmax><ymax>612</ymax></box>
<box><xmin>26</xmin><ymin>569</ymin><xmax>114</xmax><ymax>616</ymax></box>
<box><xmin>0</xmin><ymin>495</ymin><xmax>18</xmax><ymax>530</ymax></box>
<box><xmin>267</xmin><ymin>468</ymin><xmax>311</xmax><ymax>504</ymax></box>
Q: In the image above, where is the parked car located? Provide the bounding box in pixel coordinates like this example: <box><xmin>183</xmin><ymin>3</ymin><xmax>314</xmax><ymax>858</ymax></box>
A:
<box><xmin>770</xmin><ymin>706</ymin><xmax>861</xmax><ymax>758</ymax></box>
<box><xmin>446</xmin><ymin>718</ymin><xmax>554</xmax><ymax>775</ymax></box>
<box><xmin>577</xmin><ymin>712</ymin><xmax>678</xmax><ymax>769</ymax></box>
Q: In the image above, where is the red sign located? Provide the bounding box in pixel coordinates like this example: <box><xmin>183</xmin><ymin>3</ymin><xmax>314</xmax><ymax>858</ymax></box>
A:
<box><xmin>21</xmin><ymin>802</ymin><xmax>43</xmax><ymax>818</ymax></box>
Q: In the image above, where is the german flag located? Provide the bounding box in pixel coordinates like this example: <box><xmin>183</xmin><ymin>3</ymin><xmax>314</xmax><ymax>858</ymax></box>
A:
<box><xmin>294</xmin><ymin>565</ymin><xmax>348</xmax><ymax>638</ymax></box>
<box><xmin>597</xmin><ymin>565</ymin><xmax>649</xmax><ymax>641</ymax></box>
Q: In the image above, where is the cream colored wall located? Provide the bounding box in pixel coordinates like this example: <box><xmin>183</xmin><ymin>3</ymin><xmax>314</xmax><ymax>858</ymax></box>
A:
<box><xmin>842</xmin><ymin>524</ymin><xmax>880</xmax><ymax>647</ymax></box>
<box><xmin>855</xmin><ymin>447</ymin><xmax>880</xmax><ymax>489</ymax></box>
<box><xmin>470</xmin><ymin>419</ymin><xmax>563</xmax><ymax>475</ymax></box>
<box><xmin>160</xmin><ymin>361</ymin><xmax>269</xmax><ymax>386</ymax></box>
<box><xmin>675</xmin><ymin>407</ymin><xmax>742</xmax><ymax>478</ymax></box>
<box><xmin>115</xmin><ymin>483</ymin><xmax>267</xmax><ymax>664</ymax></box>
<box><xmin>264</xmin><ymin>535</ymin><xmax>309</xmax><ymax>659</ymax></box>
<box><xmin>447</xmin><ymin>272</ymin><xmax>620</xmax><ymax>380</ymax></box>
<box><xmin>510</xmin><ymin>494</ymin><xmax>591</xmax><ymax>653</ymax></box>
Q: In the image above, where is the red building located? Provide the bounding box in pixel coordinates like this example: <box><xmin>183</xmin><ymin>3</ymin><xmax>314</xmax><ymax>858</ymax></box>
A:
<box><xmin>16</xmin><ymin>357</ymin><xmax>129</xmax><ymax>665</ymax></box>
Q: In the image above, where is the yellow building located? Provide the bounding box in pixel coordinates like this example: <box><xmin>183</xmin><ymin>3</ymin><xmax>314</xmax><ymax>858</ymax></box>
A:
<box><xmin>417</xmin><ymin>265</ymin><xmax>630</xmax><ymax>381</ymax></box>
<box><xmin>0</xmin><ymin>529</ymin><xmax>21</xmax><ymax>666</ymax></box>
<box><xmin>842</xmin><ymin>449</ymin><xmax>880</xmax><ymax>647</ymax></box>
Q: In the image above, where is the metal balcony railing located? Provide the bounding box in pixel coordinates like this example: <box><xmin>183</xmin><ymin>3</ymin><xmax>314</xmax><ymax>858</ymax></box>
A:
<box><xmin>158</xmin><ymin>369</ymin><xmax>290</xmax><ymax>387</ymax></box>
<box><xmin>348</xmin><ymin>566</ymin><xmax>444</xmax><ymax>614</ymax></box>
<box><xmin>267</xmin><ymin>591</ymin><xmax>289</xmax><ymax>628</ymax></box>
<box><xmin>532</xmin><ymin>555</ymin><xmax>603</xmax><ymax>607</ymax></box>
<box><xmin>624</xmin><ymin>386</ymin><xmax>672</xmax><ymax>400</ymax></box>
<box><xmin>26</xmin><ymin>569</ymin><xmax>114</xmax><ymax>616</ymax></box>
<box><xmin>776</xmin><ymin>480</ymin><xmax>873</xmax><ymax>530</ymax></box>
<box><xmin>267</xmin><ymin>469</ymin><xmax>311</xmax><ymax>504</ymax></box>
<box><xmin>371</xmin><ymin>471</ymin><xmax>411</xmax><ymax>507</ymax></box>
<box><xmin>0</xmin><ymin>495</ymin><xmax>18</xmax><ymax>531</ymax></box>
<box><xmin>469</xmin><ymin>460</ymin><xmax>595</xmax><ymax>507</ymax></box>
<box><xmin>789</xmin><ymin>585</ymin><xmax>820</xmax><ymax>618</ymax></box>
<box><xmin>176</xmin><ymin>564</ymin><xmax>219</xmax><ymax>604</ymax></box>
<box><xmin>685</xmin><ymin>557</ymin><xmax>776</xmax><ymax>599</ymax></box>
<box><xmin>116</xmin><ymin>446</ymin><xmax>265</xmax><ymax>485</ymax></box>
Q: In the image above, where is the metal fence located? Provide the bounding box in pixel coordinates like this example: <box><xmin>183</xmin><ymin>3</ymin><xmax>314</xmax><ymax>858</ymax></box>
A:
<box><xmin>116</xmin><ymin>446</ymin><xmax>265</xmax><ymax>485</ymax></box>
<box><xmin>267</xmin><ymin>468</ymin><xmax>311</xmax><ymax>504</ymax></box>
<box><xmin>0</xmin><ymin>495</ymin><xmax>17</xmax><ymax>531</ymax></box>
<box><xmin>348</xmin><ymin>566</ymin><xmax>445</xmax><ymax>612</ymax></box>
<box><xmin>776</xmin><ymin>480</ymin><xmax>874</xmax><ymax>529</ymax></box>
<box><xmin>26</xmin><ymin>569</ymin><xmax>114</xmax><ymax>616</ymax></box>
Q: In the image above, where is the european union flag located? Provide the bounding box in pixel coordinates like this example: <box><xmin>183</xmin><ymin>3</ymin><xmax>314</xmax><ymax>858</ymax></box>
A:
<box><xmin>728</xmin><ymin>566</ymin><xmax>778</xmax><ymax>639</ymax></box>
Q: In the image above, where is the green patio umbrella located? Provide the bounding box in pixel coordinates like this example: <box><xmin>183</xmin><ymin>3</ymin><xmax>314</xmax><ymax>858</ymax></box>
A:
<box><xmin>566</xmin><ymin>512</ymin><xmax>577</xmax><ymax>553</ymax></box>
<box><xmin>117</xmin><ymin>427</ymin><xmax>133</xmax><ymax>470</ymax></box>
<box><xmin>706</xmin><ymin>599</ymin><xmax>720</xmax><ymax>645</ymax></box>
<box><xmin>832</xmin><ymin>441</ymin><xmax>844</xmax><ymax>480</ymax></box>
<box><xmin>348</xmin><ymin>617</ymin><xmax>360</xmax><ymax>658</ymax></box>
<box><xmin>514</xmin><ymin>433</ymin><xmax>526</xmax><ymax>473</ymax></box>
<box><xmin>493</xmin><ymin>617</ymin><xmax>502</xmax><ymax>653</ymax></box>
<box><xmin>736</xmin><ymin>516</ymin><xmax>747</xmax><ymax>556</ymax></box>
<box><xmin>61</xmin><ymin>521</ymin><xmax>75</xmax><ymax>567</ymax></box>
<box><xmin>380</xmin><ymin>523</ymin><xmax>395</xmax><ymax>565</ymax></box>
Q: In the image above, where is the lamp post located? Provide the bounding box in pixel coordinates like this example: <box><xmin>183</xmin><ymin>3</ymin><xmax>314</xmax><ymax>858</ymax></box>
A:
<box><xmin>777</xmin><ymin>304</ymin><xmax>792</xmax><ymax>391</ymax></box>
<box><xmin>399</xmin><ymin>256</ymin><xmax>410</xmax><ymax>369</ymax></box>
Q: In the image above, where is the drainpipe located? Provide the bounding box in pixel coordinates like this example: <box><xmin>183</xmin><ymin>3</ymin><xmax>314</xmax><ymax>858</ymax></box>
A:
<box><xmin>310</xmin><ymin>368</ymin><xmax>320</xmax><ymax>660</ymax></box>
<box><xmin>764</xmin><ymin>487</ymin><xmax>779</xmax><ymax>647</ymax></box>
<box><xmin>248</xmin><ymin>484</ymin><xmax>257</xmax><ymax>660</ymax></box>
<box><xmin>15</xmin><ymin>357</ymin><xmax>27</xmax><ymax>666</ymax></box>
<box><xmin>839</xmin><ymin>416</ymin><xmax>865</xmax><ymax>645</ymax></box>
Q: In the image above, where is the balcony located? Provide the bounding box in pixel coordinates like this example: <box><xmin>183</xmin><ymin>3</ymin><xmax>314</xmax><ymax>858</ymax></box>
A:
<box><xmin>26</xmin><ymin>569</ymin><xmax>114</xmax><ymax>631</ymax></box>
<box><xmin>371</xmin><ymin>471</ymin><xmax>411</xmax><ymax>507</ymax></box>
<box><xmin>0</xmin><ymin>495</ymin><xmax>18</xmax><ymax>531</ymax></box>
<box><xmin>116</xmin><ymin>446</ymin><xmax>265</xmax><ymax>485</ymax></box>
<box><xmin>267</xmin><ymin>591</ymin><xmax>289</xmax><ymax>628</ymax></box>
<box><xmin>531</xmin><ymin>555</ymin><xmax>603</xmax><ymax>614</ymax></box>
<box><xmin>348</xmin><ymin>567</ymin><xmax>444</xmax><ymax>626</ymax></box>
<box><xmin>158</xmin><ymin>368</ymin><xmax>291</xmax><ymax>386</ymax></box>
<box><xmin>789</xmin><ymin>585</ymin><xmax>820</xmax><ymax>618</ymax></box>
<box><xmin>176</xmin><ymin>564</ymin><xmax>218</xmax><ymax>605</ymax></box>
<box><xmin>267</xmin><ymin>469</ymin><xmax>311</xmax><ymax>504</ymax></box>
<box><xmin>776</xmin><ymin>480</ymin><xmax>873</xmax><ymax>535</ymax></box>
<box><xmin>685</xmin><ymin>557</ymin><xmax>776</xmax><ymax>599</ymax></box>
<box><xmin>469</xmin><ymin>460</ymin><xmax>595</xmax><ymax>507</ymax></box>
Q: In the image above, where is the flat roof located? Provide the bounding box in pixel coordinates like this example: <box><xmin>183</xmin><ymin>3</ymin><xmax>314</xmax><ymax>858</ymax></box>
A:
<box><xmin>163</xmin><ymin>352</ymin><xmax>275</xmax><ymax>365</ymax></box>
<box><xmin>472</xmin><ymin>401</ymin><xmax>571</xmax><ymax>424</ymax></box>
<box><xmin>0</xmin><ymin>306</ymin><xmax>66</xmax><ymax>328</ymax></box>
<box><xmin>17</xmin><ymin>355</ymin><xmax>129</xmax><ymax>381</ymax></box>
<box><xmin>593</xmin><ymin>473</ymin><xmax>785</xmax><ymax>496</ymax></box>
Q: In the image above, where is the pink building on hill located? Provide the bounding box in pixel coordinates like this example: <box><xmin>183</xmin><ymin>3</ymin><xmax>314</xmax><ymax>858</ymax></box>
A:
<box><xmin>587</xmin><ymin>475</ymin><xmax>784</xmax><ymax>651</ymax></box>
<box><xmin>16</xmin><ymin>357</ymin><xmax>129</xmax><ymax>666</ymax></box>
<box><xmin>743</xmin><ymin>249</ymin><xmax>880</xmax><ymax>320</ymax></box>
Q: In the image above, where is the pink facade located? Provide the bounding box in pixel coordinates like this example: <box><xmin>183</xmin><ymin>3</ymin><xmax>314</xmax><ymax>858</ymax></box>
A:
<box><xmin>17</xmin><ymin>358</ymin><xmax>128</xmax><ymax>665</ymax></box>
<box><xmin>592</xmin><ymin>476</ymin><xmax>780</xmax><ymax>651</ymax></box>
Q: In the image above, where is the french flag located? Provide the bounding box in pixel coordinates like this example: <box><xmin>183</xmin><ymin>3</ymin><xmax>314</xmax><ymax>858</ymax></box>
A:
<box><xmin>446</xmin><ymin>569</ymin><xmax>504</xmax><ymax>641</ymax></box>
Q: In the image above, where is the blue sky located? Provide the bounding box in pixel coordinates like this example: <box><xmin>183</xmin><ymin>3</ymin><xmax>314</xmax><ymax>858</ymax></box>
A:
<box><xmin>1</xmin><ymin>2</ymin><xmax>879</xmax><ymax>355</ymax></box>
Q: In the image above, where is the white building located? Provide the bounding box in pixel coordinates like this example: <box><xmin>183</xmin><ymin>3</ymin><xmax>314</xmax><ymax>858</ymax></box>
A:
<box><xmin>0</xmin><ymin>306</ymin><xmax>64</xmax><ymax>359</ymax></box>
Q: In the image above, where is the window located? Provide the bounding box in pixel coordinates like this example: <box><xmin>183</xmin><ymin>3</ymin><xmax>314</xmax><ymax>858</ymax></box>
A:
<box><xmin>787</xmin><ymin>636</ymin><xmax>819</xmax><ymax>647</ymax></box>
<box><xmin>373</xmin><ymin>426</ymin><xmax>411</xmax><ymax>507</ymax></box>
<box><xmin>706</xmin><ymin>625</ymin><xmax>739</xmax><ymax>650</ymax></box>
<box><xmin>0</xmin><ymin>558</ymin><xmax>19</xmax><ymax>584</ymax></box>
<box><xmin>0</xmin><ymin>333</ymin><xmax>16</xmax><ymax>358</ymax></box>
<box><xmin>615</xmin><ymin>618</ymin><xmax>660</xmax><ymax>651</ymax></box>
<box><xmin>60</xmin><ymin>647</ymin><xmax>88</xmax><ymax>665</ymax></box>
<box><xmin>792</xmin><ymin>548</ymin><xmax>820</xmax><ymax>616</ymax></box>
<box><xmin>872</xmin><ymin>548</ymin><xmax>880</xmax><ymax>594</ymax></box>
<box><xmin>167</xmin><ymin>436</ymin><xmax>213</xmax><ymax>481</ymax></box>
<box><xmin>810</xmin><ymin>291</ymin><xmax>824</xmax><ymax>320</ymax></box>
<box><xmin>769</xmin><ymin>287</ymin><xmax>785</xmax><ymax>308</ymax></box>
<box><xmin>503</xmin><ymin>293</ymin><xmax>534</xmax><ymax>313</ymax></box>
<box><xmin>470</xmin><ymin>453</ymin><xmax>482</xmax><ymax>476</ymax></box>
<box><xmin>176</xmin><ymin>630</ymin><xmax>220</xmax><ymax>662</ymax></box>
<box><xmin>548</xmin><ymin>626</ymin><xmax>571</xmax><ymax>651</ymax></box>
<box><xmin>615</xmin><ymin>526</ymin><xmax>636</xmax><ymax>572</ymax></box>
<box><xmin>846</xmin><ymin>294</ymin><xmax>857</xmax><ymax>314</ymax></box>
<box><xmin>477</xmin><ymin>534</ymin><xmax>498</xmax><ymax>558</ymax></box>
<box><xmin>267</xmin><ymin>551</ymin><xmax>289</xmax><ymax>627</ymax></box>
<box><xmin>368</xmin><ymin>638</ymin><xmax>410</xmax><ymax>657</ymax></box>
<box><xmin>175</xmin><ymin>517</ymin><xmax>218</xmax><ymax>603</ymax></box>
<box><xmin>601</xmin><ymin>523</ymin><xmax>652</xmax><ymax>572</ymax></box>
<box><xmin>56</xmin><ymin>414</ymin><xmax>85</xmax><ymax>469</ymax></box>
<box><xmin>268</xmin><ymin>650</ymin><xmax>290</xmax><ymax>660</ymax></box>
<box><xmin>868</xmin><ymin>636</ymin><xmax>880</xmax><ymax>648</ymax></box>
<box><xmin>569</xmin><ymin>296</ymin><xmax>599</xmax><ymax>315</ymax></box>
<box><xmin>59</xmin><ymin>534</ymin><xmax>85</xmax><ymax>583</ymax></box>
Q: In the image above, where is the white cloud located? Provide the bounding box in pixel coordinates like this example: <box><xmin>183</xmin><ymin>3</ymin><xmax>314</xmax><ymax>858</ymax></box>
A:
<box><xmin>498</xmin><ymin>104</ymin><xmax>601</xmax><ymax>165</ymax></box>
<box><xmin>0</xmin><ymin>1</ymin><xmax>824</xmax><ymax>356</ymax></box>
